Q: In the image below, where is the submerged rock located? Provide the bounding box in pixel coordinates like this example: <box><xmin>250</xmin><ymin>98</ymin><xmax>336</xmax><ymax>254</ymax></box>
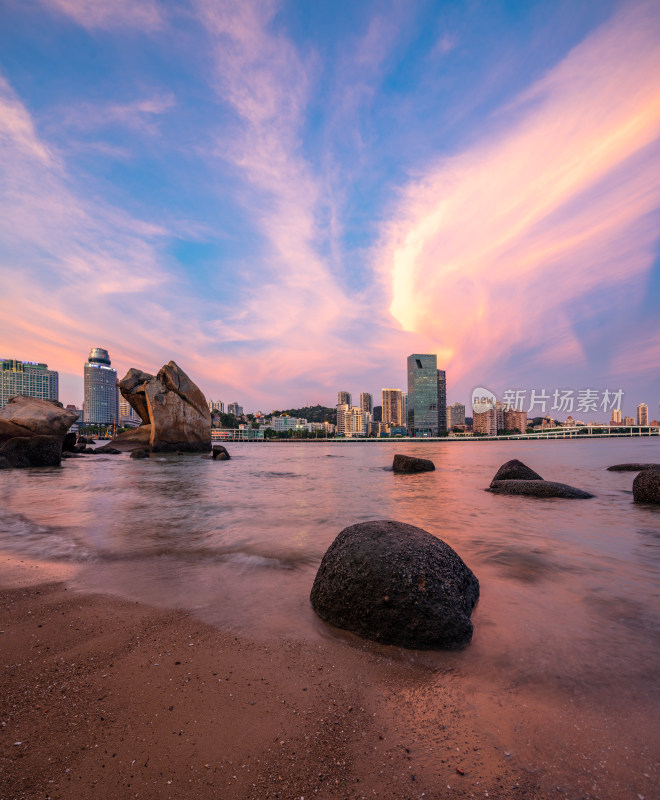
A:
<box><xmin>0</xmin><ymin>396</ymin><xmax>77</xmax><ymax>444</ymax></box>
<box><xmin>112</xmin><ymin>362</ymin><xmax>211</xmax><ymax>453</ymax></box>
<box><xmin>93</xmin><ymin>445</ymin><xmax>121</xmax><ymax>454</ymax></box>
<box><xmin>607</xmin><ymin>463</ymin><xmax>660</xmax><ymax>472</ymax></box>
<box><xmin>310</xmin><ymin>520</ymin><xmax>479</xmax><ymax>650</ymax></box>
<box><xmin>0</xmin><ymin>435</ymin><xmax>62</xmax><ymax>468</ymax></box>
<box><xmin>488</xmin><ymin>479</ymin><xmax>594</xmax><ymax>499</ymax></box>
<box><xmin>632</xmin><ymin>469</ymin><xmax>660</xmax><ymax>504</ymax></box>
<box><xmin>491</xmin><ymin>459</ymin><xmax>543</xmax><ymax>485</ymax></box>
<box><xmin>392</xmin><ymin>454</ymin><xmax>435</xmax><ymax>474</ymax></box>
<box><xmin>130</xmin><ymin>448</ymin><xmax>150</xmax><ymax>460</ymax></box>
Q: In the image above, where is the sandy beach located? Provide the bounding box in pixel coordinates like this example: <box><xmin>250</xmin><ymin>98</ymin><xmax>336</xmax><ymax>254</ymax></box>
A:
<box><xmin>2</xmin><ymin>553</ymin><xmax>656</xmax><ymax>800</ymax></box>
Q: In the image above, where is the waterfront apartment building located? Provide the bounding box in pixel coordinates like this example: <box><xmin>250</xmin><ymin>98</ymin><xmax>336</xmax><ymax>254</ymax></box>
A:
<box><xmin>407</xmin><ymin>354</ymin><xmax>442</xmax><ymax>437</ymax></box>
<box><xmin>337</xmin><ymin>391</ymin><xmax>352</xmax><ymax>407</ymax></box>
<box><xmin>83</xmin><ymin>348</ymin><xmax>118</xmax><ymax>426</ymax></box>
<box><xmin>0</xmin><ymin>358</ymin><xmax>58</xmax><ymax>408</ymax></box>
<box><xmin>623</xmin><ymin>416</ymin><xmax>635</xmax><ymax>426</ymax></box>
<box><xmin>228</xmin><ymin>402</ymin><xmax>243</xmax><ymax>417</ymax></box>
<box><xmin>611</xmin><ymin>408</ymin><xmax>622</xmax><ymax>425</ymax></box>
<box><xmin>360</xmin><ymin>392</ymin><xmax>373</xmax><ymax>414</ymax></box>
<box><xmin>208</xmin><ymin>399</ymin><xmax>225</xmax><ymax>414</ymax></box>
<box><xmin>637</xmin><ymin>403</ymin><xmax>649</xmax><ymax>426</ymax></box>
<box><xmin>382</xmin><ymin>388</ymin><xmax>404</xmax><ymax>426</ymax></box>
<box><xmin>504</xmin><ymin>408</ymin><xmax>527</xmax><ymax>433</ymax></box>
<box><xmin>336</xmin><ymin>404</ymin><xmax>368</xmax><ymax>437</ymax></box>
<box><xmin>473</xmin><ymin>394</ymin><xmax>497</xmax><ymax>436</ymax></box>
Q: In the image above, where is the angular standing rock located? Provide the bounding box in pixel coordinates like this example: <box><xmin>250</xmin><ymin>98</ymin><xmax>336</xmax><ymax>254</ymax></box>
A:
<box><xmin>491</xmin><ymin>459</ymin><xmax>543</xmax><ymax>485</ymax></box>
<box><xmin>632</xmin><ymin>469</ymin><xmax>660</xmax><ymax>504</ymax></box>
<box><xmin>310</xmin><ymin>520</ymin><xmax>479</xmax><ymax>650</ymax></box>
<box><xmin>488</xmin><ymin>479</ymin><xmax>593</xmax><ymax>499</ymax></box>
<box><xmin>392</xmin><ymin>454</ymin><xmax>435</xmax><ymax>474</ymax></box>
<box><xmin>112</xmin><ymin>361</ymin><xmax>211</xmax><ymax>453</ymax></box>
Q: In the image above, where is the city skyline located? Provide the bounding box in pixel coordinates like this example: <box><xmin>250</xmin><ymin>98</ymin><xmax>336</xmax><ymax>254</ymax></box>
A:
<box><xmin>1</xmin><ymin>1</ymin><xmax>659</xmax><ymax>410</ymax></box>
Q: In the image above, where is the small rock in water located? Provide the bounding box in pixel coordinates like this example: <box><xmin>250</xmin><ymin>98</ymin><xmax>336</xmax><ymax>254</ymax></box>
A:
<box><xmin>607</xmin><ymin>463</ymin><xmax>660</xmax><ymax>472</ymax></box>
<box><xmin>490</xmin><ymin>459</ymin><xmax>543</xmax><ymax>485</ymax></box>
<box><xmin>488</xmin><ymin>480</ymin><xmax>593</xmax><ymax>499</ymax></box>
<box><xmin>392</xmin><ymin>454</ymin><xmax>435</xmax><ymax>474</ymax></box>
<box><xmin>632</xmin><ymin>469</ymin><xmax>660</xmax><ymax>504</ymax></box>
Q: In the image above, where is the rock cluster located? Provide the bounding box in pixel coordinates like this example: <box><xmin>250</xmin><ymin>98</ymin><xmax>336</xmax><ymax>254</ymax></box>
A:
<box><xmin>487</xmin><ymin>459</ymin><xmax>593</xmax><ymax>498</ymax></box>
<box><xmin>392</xmin><ymin>454</ymin><xmax>435</xmax><ymax>474</ymax></box>
<box><xmin>310</xmin><ymin>520</ymin><xmax>479</xmax><ymax>650</ymax></box>
<box><xmin>113</xmin><ymin>362</ymin><xmax>211</xmax><ymax>453</ymax></box>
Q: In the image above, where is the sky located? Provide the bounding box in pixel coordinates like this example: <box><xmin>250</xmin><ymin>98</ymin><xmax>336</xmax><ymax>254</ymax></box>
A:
<box><xmin>0</xmin><ymin>0</ymin><xmax>659</xmax><ymax>418</ymax></box>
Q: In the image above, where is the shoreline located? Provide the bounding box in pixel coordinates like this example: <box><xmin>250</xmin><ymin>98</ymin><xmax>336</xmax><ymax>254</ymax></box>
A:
<box><xmin>2</xmin><ymin>554</ymin><xmax>657</xmax><ymax>800</ymax></box>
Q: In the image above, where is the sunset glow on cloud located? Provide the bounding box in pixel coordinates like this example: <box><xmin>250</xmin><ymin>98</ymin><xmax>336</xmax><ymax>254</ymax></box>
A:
<box><xmin>0</xmin><ymin>0</ymin><xmax>659</xmax><ymax>414</ymax></box>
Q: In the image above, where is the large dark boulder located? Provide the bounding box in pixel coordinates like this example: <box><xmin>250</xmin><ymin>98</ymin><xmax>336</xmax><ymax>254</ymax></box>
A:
<box><xmin>0</xmin><ymin>396</ymin><xmax>77</xmax><ymax>444</ymax></box>
<box><xmin>310</xmin><ymin>520</ymin><xmax>479</xmax><ymax>650</ymax></box>
<box><xmin>0</xmin><ymin>435</ymin><xmax>62</xmax><ymax>468</ymax></box>
<box><xmin>491</xmin><ymin>459</ymin><xmax>543</xmax><ymax>485</ymax></box>
<box><xmin>488</xmin><ymin>479</ymin><xmax>593</xmax><ymax>499</ymax></box>
<box><xmin>392</xmin><ymin>454</ymin><xmax>435</xmax><ymax>474</ymax></box>
<box><xmin>0</xmin><ymin>455</ymin><xmax>10</xmax><ymax>469</ymax></box>
<box><xmin>62</xmin><ymin>432</ymin><xmax>77</xmax><ymax>452</ymax></box>
<box><xmin>607</xmin><ymin>463</ymin><xmax>660</xmax><ymax>472</ymax></box>
<box><xmin>632</xmin><ymin>469</ymin><xmax>660</xmax><ymax>504</ymax></box>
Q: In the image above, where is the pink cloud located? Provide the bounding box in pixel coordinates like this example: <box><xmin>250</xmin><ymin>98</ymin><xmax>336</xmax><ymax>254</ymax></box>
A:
<box><xmin>377</xmin><ymin>1</ymin><xmax>660</xmax><ymax>385</ymax></box>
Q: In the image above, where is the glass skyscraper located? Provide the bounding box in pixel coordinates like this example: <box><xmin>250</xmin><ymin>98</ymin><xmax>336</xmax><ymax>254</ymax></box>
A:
<box><xmin>407</xmin><ymin>354</ymin><xmax>441</xmax><ymax>437</ymax></box>
<box><xmin>0</xmin><ymin>359</ymin><xmax>58</xmax><ymax>408</ymax></box>
<box><xmin>83</xmin><ymin>347</ymin><xmax>119</xmax><ymax>426</ymax></box>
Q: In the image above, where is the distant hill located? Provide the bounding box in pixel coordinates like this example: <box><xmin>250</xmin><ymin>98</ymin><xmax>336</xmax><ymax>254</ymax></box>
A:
<box><xmin>270</xmin><ymin>405</ymin><xmax>336</xmax><ymax>424</ymax></box>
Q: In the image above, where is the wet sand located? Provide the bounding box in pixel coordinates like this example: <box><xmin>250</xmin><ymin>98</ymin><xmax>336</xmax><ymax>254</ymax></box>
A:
<box><xmin>1</xmin><ymin>556</ymin><xmax>657</xmax><ymax>800</ymax></box>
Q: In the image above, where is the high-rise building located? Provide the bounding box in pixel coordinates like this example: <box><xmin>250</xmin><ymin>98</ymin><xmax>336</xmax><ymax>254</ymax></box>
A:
<box><xmin>437</xmin><ymin>370</ymin><xmax>447</xmax><ymax>432</ymax></box>
<box><xmin>611</xmin><ymin>408</ymin><xmax>622</xmax><ymax>425</ymax></box>
<box><xmin>360</xmin><ymin>393</ymin><xmax>373</xmax><ymax>414</ymax></box>
<box><xmin>0</xmin><ymin>358</ymin><xmax>58</xmax><ymax>408</ymax></box>
<box><xmin>228</xmin><ymin>402</ymin><xmax>243</xmax><ymax>417</ymax></box>
<box><xmin>637</xmin><ymin>403</ymin><xmax>648</xmax><ymax>426</ymax></box>
<box><xmin>345</xmin><ymin>406</ymin><xmax>368</xmax><ymax>437</ymax></box>
<box><xmin>623</xmin><ymin>415</ymin><xmax>635</xmax><ymax>426</ymax></box>
<box><xmin>373</xmin><ymin>405</ymin><xmax>382</xmax><ymax>423</ymax></box>
<box><xmin>382</xmin><ymin>389</ymin><xmax>404</xmax><ymax>426</ymax></box>
<box><xmin>83</xmin><ymin>348</ymin><xmax>118</xmax><ymax>426</ymax></box>
<box><xmin>337</xmin><ymin>391</ymin><xmax>352</xmax><ymax>407</ymax></box>
<box><xmin>208</xmin><ymin>400</ymin><xmax>225</xmax><ymax>413</ymax></box>
<box><xmin>407</xmin><ymin>354</ymin><xmax>440</xmax><ymax>437</ymax></box>
<box><xmin>446</xmin><ymin>402</ymin><xmax>466</xmax><ymax>429</ymax></box>
<box><xmin>336</xmin><ymin>403</ymin><xmax>349</xmax><ymax>436</ymax></box>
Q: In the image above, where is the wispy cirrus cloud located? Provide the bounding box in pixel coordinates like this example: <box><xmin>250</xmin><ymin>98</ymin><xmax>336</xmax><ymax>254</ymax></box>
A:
<box><xmin>56</xmin><ymin>93</ymin><xmax>176</xmax><ymax>135</ymax></box>
<box><xmin>378</xmin><ymin>0</ymin><xmax>660</xmax><ymax>386</ymax></box>
<box><xmin>37</xmin><ymin>0</ymin><xmax>163</xmax><ymax>31</ymax></box>
<box><xmin>194</xmin><ymin>0</ymin><xmax>367</xmax><ymax>389</ymax></box>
